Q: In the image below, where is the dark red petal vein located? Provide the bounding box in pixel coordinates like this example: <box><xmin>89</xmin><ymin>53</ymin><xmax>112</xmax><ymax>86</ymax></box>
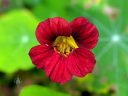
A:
<box><xmin>67</xmin><ymin>48</ymin><xmax>96</xmax><ymax>77</ymax></box>
<box><xmin>44</xmin><ymin>55</ymin><xmax>72</xmax><ymax>84</ymax></box>
<box><xmin>29</xmin><ymin>45</ymin><xmax>54</xmax><ymax>69</ymax></box>
<box><xmin>36</xmin><ymin>17</ymin><xmax>71</xmax><ymax>45</ymax></box>
<box><xmin>70</xmin><ymin>17</ymin><xmax>99</xmax><ymax>49</ymax></box>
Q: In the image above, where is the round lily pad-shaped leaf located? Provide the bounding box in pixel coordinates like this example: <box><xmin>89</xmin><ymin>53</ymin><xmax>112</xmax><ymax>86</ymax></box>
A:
<box><xmin>75</xmin><ymin>0</ymin><xmax>128</xmax><ymax>96</ymax></box>
<box><xmin>19</xmin><ymin>85</ymin><xmax>70</xmax><ymax>96</ymax></box>
<box><xmin>0</xmin><ymin>10</ymin><xmax>39</xmax><ymax>73</ymax></box>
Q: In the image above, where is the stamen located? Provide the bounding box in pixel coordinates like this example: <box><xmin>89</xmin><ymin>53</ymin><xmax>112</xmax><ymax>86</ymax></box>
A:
<box><xmin>53</xmin><ymin>36</ymin><xmax>78</xmax><ymax>57</ymax></box>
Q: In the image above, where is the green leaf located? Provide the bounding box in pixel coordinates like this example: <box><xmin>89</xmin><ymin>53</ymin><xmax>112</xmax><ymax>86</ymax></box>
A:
<box><xmin>33</xmin><ymin>0</ymin><xmax>70</xmax><ymax>20</ymax></box>
<box><xmin>19</xmin><ymin>85</ymin><xmax>70</xmax><ymax>96</ymax></box>
<box><xmin>0</xmin><ymin>10</ymin><xmax>39</xmax><ymax>73</ymax></box>
<box><xmin>75</xmin><ymin>0</ymin><xmax>128</xmax><ymax>96</ymax></box>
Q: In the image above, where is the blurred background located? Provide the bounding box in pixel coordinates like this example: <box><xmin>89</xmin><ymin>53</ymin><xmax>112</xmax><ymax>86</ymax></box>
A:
<box><xmin>0</xmin><ymin>0</ymin><xmax>128</xmax><ymax>96</ymax></box>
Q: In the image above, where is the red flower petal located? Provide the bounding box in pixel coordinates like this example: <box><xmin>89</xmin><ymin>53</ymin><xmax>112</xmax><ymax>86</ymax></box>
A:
<box><xmin>67</xmin><ymin>48</ymin><xmax>96</xmax><ymax>77</ymax></box>
<box><xmin>70</xmin><ymin>17</ymin><xmax>99</xmax><ymax>49</ymax></box>
<box><xmin>36</xmin><ymin>17</ymin><xmax>71</xmax><ymax>45</ymax></box>
<box><xmin>29</xmin><ymin>45</ymin><xmax>72</xmax><ymax>84</ymax></box>
<box><xmin>44</xmin><ymin>56</ymin><xmax>72</xmax><ymax>84</ymax></box>
<box><xmin>29</xmin><ymin>45</ymin><xmax>54</xmax><ymax>69</ymax></box>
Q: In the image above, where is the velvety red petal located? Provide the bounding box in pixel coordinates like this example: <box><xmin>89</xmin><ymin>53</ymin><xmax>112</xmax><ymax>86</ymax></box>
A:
<box><xmin>43</xmin><ymin>54</ymin><xmax>72</xmax><ymax>84</ymax></box>
<box><xmin>67</xmin><ymin>48</ymin><xmax>96</xmax><ymax>77</ymax></box>
<box><xmin>70</xmin><ymin>17</ymin><xmax>99</xmax><ymax>49</ymax></box>
<box><xmin>29</xmin><ymin>45</ymin><xmax>72</xmax><ymax>84</ymax></box>
<box><xmin>29</xmin><ymin>45</ymin><xmax>54</xmax><ymax>69</ymax></box>
<box><xmin>36</xmin><ymin>17</ymin><xmax>71</xmax><ymax>45</ymax></box>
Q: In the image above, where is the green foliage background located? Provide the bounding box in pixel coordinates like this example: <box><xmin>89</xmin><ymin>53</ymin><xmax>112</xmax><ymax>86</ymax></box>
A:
<box><xmin>0</xmin><ymin>0</ymin><xmax>128</xmax><ymax>96</ymax></box>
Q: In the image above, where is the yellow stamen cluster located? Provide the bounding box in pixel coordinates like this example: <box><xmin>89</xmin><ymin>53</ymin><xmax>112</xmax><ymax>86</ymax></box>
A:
<box><xmin>53</xmin><ymin>36</ymin><xmax>78</xmax><ymax>57</ymax></box>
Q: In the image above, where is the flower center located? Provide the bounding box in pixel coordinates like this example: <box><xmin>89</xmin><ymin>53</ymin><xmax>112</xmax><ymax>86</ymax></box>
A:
<box><xmin>53</xmin><ymin>36</ymin><xmax>78</xmax><ymax>57</ymax></box>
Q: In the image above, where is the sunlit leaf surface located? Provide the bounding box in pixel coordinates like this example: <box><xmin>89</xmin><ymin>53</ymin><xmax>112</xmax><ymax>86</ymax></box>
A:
<box><xmin>20</xmin><ymin>85</ymin><xmax>70</xmax><ymax>96</ymax></box>
<box><xmin>0</xmin><ymin>10</ymin><xmax>38</xmax><ymax>73</ymax></box>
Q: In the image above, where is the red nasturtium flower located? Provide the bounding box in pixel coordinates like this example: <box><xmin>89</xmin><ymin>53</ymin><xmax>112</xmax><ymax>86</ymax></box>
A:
<box><xmin>29</xmin><ymin>17</ymin><xmax>99</xmax><ymax>84</ymax></box>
